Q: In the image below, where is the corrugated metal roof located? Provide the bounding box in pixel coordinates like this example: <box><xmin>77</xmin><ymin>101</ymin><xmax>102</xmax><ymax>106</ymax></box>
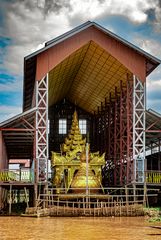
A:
<box><xmin>0</xmin><ymin>107</ymin><xmax>36</xmax><ymax>159</ymax></box>
<box><xmin>23</xmin><ymin>21</ymin><xmax>161</xmax><ymax>111</ymax></box>
<box><xmin>0</xmin><ymin>107</ymin><xmax>37</xmax><ymax>127</ymax></box>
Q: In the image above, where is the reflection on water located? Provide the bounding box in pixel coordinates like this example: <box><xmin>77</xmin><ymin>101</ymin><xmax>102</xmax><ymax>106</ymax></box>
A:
<box><xmin>0</xmin><ymin>217</ymin><xmax>161</xmax><ymax>240</ymax></box>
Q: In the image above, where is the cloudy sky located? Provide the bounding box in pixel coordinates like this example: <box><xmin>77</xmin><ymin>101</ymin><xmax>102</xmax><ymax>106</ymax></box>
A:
<box><xmin>0</xmin><ymin>0</ymin><xmax>161</xmax><ymax>122</ymax></box>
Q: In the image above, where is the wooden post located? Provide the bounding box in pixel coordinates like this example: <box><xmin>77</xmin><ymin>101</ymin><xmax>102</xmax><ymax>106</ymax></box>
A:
<box><xmin>97</xmin><ymin>199</ymin><xmax>99</xmax><ymax>208</ymax></box>
<box><xmin>89</xmin><ymin>200</ymin><xmax>91</xmax><ymax>216</ymax></box>
<box><xmin>45</xmin><ymin>184</ymin><xmax>48</xmax><ymax>208</ymax></box>
<box><xmin>101</xmin><ymin>202</ymin><xmax>103</xmax><ymax>215</ymax></box>
<box><xmin>125</xmin><ymin>185</ymin><xmax>128</xmax><ymax>205</ymax></box>
<box><xmin>133</xmin><ymin>184</ymin><xmax>136</xmax><ymax>203</ymax></box>
<box><xmin>119</xmin><ymin>200</ymin><xmax>121</xmax><ymax>216</ymax></box>
<box><xmin>56</xmin><ymin>197</ymin><xmax>59</xmax><ymax>216</ymax></box>
<box><xmin>78</xmin><ymin>200</ymin><xmax>80</xmax><ymax>215</ymax></box>
<box><xmin>125</xmin><ymin>185</ymin><xmax>129</xmax><ymax>216</ymax></box>
<box><xmin>43</xmin><ymin>186</ymin><xmax>45</xmax><ymax>209</ymax></box>
<box><xmin>83</xmin><ymin>197</ymin><xmax>85</xmax><ymax>215</ymax></box>
<box><xmin>105</xmin><ymin>202</ymin><xmax>107</xmax><ymax>216</ymax></box>
<box><xmin>24</xmin><ymin>187</ymin><xmax>29</xmax><ymax>208</ymax></box>
<box><xmin>63</xmin><ymin>203</ymin><xmax>65</xmax><ymax>215</ymax></box>
<box><xmin>72</xmin><ymin>202</ymin><xmax>74</xmax><ymax>215</ymax></box>
<box><xmin>34</xmin><ymin>184</ymin><xmax>38</xmax><ymax>207</ymax></box>
<box><xmin>114</xmin><ymin>200</ymin><xmax>116</xmax><ymax>216</ymax></box>
<box><xmin>51</xmin><ymin>189</ymin><xmax>54</xmax><ymax>206</ymax></box>
<box><xmin>110</xmin><ymin>201</ymin><xmax>112</xmax><ymax>216</ymax></box>
<box><xmin>143</xmin><ymin>182</ymin><xmax>147</xmax><ymax>207</ymax></box>
<box><xmin>86</xmin><ymin>138</ymin><xmax>89</xmax><ymax>209</ymax></box>
<box><xmin>94</xmin><ymin>203</ymin><xmax>95</xmax><ymax>217</ymax></box>
<box><xmin>9</xmin><ymin>185</ymin><xmax>12</xmax><ymax>215</ymax></box>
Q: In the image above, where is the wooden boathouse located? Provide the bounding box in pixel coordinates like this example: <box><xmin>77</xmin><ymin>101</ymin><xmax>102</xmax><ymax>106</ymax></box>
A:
<box><xmin>0</xmin><ymin>21</ymin><xmax>161</xmax><ymax>213</ymax></box>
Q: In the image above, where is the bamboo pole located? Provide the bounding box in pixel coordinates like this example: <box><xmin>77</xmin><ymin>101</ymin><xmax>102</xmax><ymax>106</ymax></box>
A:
<box><xmin>72</xmin><ymin>202</ymin><xmax>74</xmax><ymax>215</ymax></box>
<box><xmin>119</xmin><ymin>200</ymin><xmax>121</xmax><ymax>216</ymax></box>
<box><xmin>125</xmin><ymin>185</ymin><xmax>128</xmax><ymax>215</ymax></box>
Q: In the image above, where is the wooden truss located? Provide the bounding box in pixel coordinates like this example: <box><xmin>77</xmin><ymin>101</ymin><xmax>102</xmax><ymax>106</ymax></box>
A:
<box><xmin>94</xmin><ymin>74</ymin><xmax>145</xmax><ymax>186</ymax></box>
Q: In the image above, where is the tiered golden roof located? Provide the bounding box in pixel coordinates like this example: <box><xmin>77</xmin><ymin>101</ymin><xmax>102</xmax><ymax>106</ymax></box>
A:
<box><xmin>51</xmin><ymin>111</ymin><xmax>105</xmax><ymax>194</ymax></box>
<box><xmin>62</xmin><ymin>111</ymin><xmax>86</xmax><ymax>156</ymax></box>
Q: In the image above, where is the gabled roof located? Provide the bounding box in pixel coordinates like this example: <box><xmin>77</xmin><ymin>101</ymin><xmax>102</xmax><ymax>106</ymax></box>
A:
<box><xmin>25</xmin><ymin>21</ymin><xmax>161</xmax><ymax>66</ymax></box>
<box><xmin>23</xmin><ymin>21</ymin><xmax>161</xmax><ymax>111</ymax></box>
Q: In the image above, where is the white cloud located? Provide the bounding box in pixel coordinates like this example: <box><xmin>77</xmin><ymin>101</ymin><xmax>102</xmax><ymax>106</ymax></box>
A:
<box><xmin>146</xmin><ymin>74</ymin><xmax>161</xmax><ymax>113</ymax></box>
<box><xmin>146</xmin><ymin>77</ymin><xmax>161</xmax><ymax>113</ymax></box>
<box><xmin>153</xmin><ymin>2</ymin><xmax>161</xmax><ymax>32</ymax></box>
<box><xmin>1</xmin><ymin>0</ymin><xmax>160</xmax><ymax>76</ymax></box>
<box><xmin>1</xmin><ymin>0</ymin><xmax>161</xmax><ymax>116</ymax></box>
<box><xmin>133</xmin><ymin>36</ymin><xmax>161</xmax><ymax>113</ymax></box>
<box><xmin>134</xmin><ymin>37</ymin><xmax>161</xmax><ymax>59</ymax></box>
<box><xmin>68</xmin><ymin>0</ymin><xmax>156</xmax><ymax>24</ymax></box>
<box><xmin>147</xmin><ymin>99</ymin><xmax>161</xmax><ymax>113</ymax></box>
<box><xmin>147</xmin><ymin>75</ymin><xmax>161</xmax><ymax>87</ymax></box>
<box><xmin>2</xmin><ymin>2</ymin><xmax>70</xmax><ymax>75</ymax></box>
<box><xmin>133</xmin><ymin>36</ymin><xmax>161</xmax><ymax>83</ymax></box>
<box><xmin>0</xmin><ymin>78</ymin><xmax>22</xmax><ymax>92</ymax></box>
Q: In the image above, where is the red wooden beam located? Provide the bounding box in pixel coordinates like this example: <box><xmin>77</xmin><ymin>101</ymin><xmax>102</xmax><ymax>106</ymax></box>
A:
<box><xmin>21</xmin><ymin>117</ymin><xmax>35</xmax><ymax>130</ymax></box>
<box><xmin>146</xmin><ymin>120</ymin><xmax>159</xmax><ymax>131</ymax></box>
<box><xmin>0</xmin><ymin>128</ymin><xmax>35</xmax><ymax>132</ymax></box>
<box><xmin>119</xmin><ymin>81</ymin><xmax>123</xmax><ymax>185</ymax></box>
<box><xmin>126</xmin><ymin>75</ymin><xmax>133</xmax><ymax>184</ymax></box>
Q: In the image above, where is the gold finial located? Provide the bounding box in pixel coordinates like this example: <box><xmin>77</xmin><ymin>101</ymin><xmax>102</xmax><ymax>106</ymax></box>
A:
<box><xmin>73</xmin><ymin>110</ymin><xmax>78</xmax><ymax>122</ymax></box>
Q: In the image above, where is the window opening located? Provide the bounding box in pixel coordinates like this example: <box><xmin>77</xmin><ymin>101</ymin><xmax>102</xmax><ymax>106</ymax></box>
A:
<box><xmin>59</xmin><ymin>119</ymin><xmax>67</xmax><ymax>134</ymax></box>
<box><xmin>79</xmin><ymin>119</ymin><xmax>87</xmax><ymax>134</ymax></box>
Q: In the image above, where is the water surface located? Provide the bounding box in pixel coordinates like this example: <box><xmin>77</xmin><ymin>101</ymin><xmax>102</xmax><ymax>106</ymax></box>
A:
<box><xmin>0</xmin><ymin>217</ymin><xmax>161</xmax><ymax>240</ymax></box>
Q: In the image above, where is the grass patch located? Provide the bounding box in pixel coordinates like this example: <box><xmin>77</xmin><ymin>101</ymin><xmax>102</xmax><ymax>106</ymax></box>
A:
<box><xmin>148</xmin><ymin>217</ymin><xmax>161</xmax><ymax>222</ymax></box>
<box><xmin>144</xmin><ymin>207</ymin><xmax>161</xmax><ymax>222</ymax></box>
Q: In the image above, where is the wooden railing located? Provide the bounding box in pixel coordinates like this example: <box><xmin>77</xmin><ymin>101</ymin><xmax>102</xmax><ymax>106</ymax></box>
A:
<box><xmin>145</xmin><ymin>171</ymin><xmax>161</xmax><ymax>184</ymax></box>
<box><xmin>1</xmin><ymin>170</ymin><xmax>161</xmax><ymax>185</ymax></box>
<box><xmin>0</xmin><ymin>169</ymin><xmax>34</xmax><ymax>183</ymax></box>
<box><xmin>31</xmin><ymin>186</ymin><xmax>158</xmax><ymax>217</ymax></box>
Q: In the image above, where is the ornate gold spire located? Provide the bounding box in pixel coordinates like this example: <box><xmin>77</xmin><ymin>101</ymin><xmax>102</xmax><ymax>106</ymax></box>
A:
<box><xmin>62</xmin><ymin>110</ymin><xmax>86</xmax><ymax>155</ymax></box>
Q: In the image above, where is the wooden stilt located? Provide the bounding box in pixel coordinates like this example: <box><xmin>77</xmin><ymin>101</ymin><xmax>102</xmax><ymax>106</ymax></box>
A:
<box><xmin>143</xmin><ymin>182</ymin><xmax>147</xmax><ymax>207</ymax></box>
